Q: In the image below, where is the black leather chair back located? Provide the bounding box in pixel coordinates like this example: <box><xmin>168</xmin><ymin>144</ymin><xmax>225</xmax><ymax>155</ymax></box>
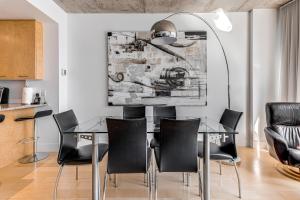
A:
<box><xmin>159</xmin><ymin>118</ymin><xmax>200</xmax><ymax>172</ymax></box>
<box><xmin>266</xmin><ymin>103</ymin><xmax>300</xmax><ymax>149</ymax></box>
<box><xmin>153</xmin><ymin>106</ymin><xmax>176</xmax><ymax>125</ymax></box>
<box><xmin>106</xmin><ymin>118</ymin><xmax>148</xmax><ymax>174</ymax></box>
<box><xmin>53</xmin><ymin>110</ymin><xmax>79</xmax><ymax>165</ymax></box>
<box><xmin>219</xmin><ymin>109</ymin><xmax>243</xmax><ymax>130</ymax></box>
<box><xmin>219</xmin><ymin>109</ymin><xmax>243</xmax><ymax>159</ymax></box>
<box><xmin>266</xmin><ymin>103</ymin><xmax>300</xmax><ymax>127</ymax></box>
<box><xmin>123</xmin><ymin>105</ymin><xmax>145</xmax><ymax>119</ymax></box>
<box><xmin>0</xmin><ymin>114</ymin><xmax>5</xmax><ymax>123</ymax></box>
<box><xmin>34</xmin><ymin>110</ymin><xmax>53</xmax><ymax>119</ymax></box>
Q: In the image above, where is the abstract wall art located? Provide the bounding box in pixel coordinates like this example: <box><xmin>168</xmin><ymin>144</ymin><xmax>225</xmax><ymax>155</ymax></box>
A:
<box><xmin>107</xmin><ymin>31</ymin><xmax>207</xmax><ymax>106</ymax></box>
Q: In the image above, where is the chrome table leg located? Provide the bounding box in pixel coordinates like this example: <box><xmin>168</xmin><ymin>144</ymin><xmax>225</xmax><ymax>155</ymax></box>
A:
<box><xmin>92</xmin><ymin>133</ymin><xmax>100</xmax><ymax>200</ymax></box>
<box><xmin>203</xmin><ymin>133</ymin><xmax>210</xmax><ymax>200</ymax></box>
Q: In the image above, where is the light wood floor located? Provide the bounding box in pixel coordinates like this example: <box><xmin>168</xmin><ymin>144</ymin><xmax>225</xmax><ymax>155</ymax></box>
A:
<box><xmin>0</xmin><ymin>147</ymin><xmax>300</xmax><ymax>200</ymax></box>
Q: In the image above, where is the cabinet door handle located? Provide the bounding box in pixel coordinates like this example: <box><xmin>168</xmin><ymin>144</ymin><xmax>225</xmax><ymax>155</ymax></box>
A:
<box><xmin>18</xmin><ymin>75</ymin><xmax>29</xmax><ymax>78</ymax></box>
<box><xmin>0</xmin><ymin>75</ymin><xmax>6</xmax><ymax>78</ymax></box>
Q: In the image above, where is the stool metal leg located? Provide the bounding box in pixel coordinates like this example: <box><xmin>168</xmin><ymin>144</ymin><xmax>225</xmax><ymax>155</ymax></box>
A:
<box><xmin>18</xmin><ymin>120</ymin><xmax>48</xmax><ymax>164</ymax></box>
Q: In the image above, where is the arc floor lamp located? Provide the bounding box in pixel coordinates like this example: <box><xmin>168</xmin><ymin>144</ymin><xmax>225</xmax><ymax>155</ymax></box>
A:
<box><xmin>150</xmin><ymin>9</ymin><xmax>232</xmax><ymax>109</ymax></box>
<box><xmin>149</xmin><ymin>10</ymin><xmax>234</xmax><ymax>200</ymax></box>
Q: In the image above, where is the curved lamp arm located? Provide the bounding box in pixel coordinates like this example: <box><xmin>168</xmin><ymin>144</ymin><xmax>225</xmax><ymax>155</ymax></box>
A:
<box><xmin>163</xmin><ymin>12</ymin><xmax>231</xmax><ymax>109</ymax></box>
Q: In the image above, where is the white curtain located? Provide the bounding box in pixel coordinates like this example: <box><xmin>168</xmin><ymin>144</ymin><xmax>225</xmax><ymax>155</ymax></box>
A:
<box><xmin>279</xmin><ymin>0</ymin><xmax>300</xmax><ymax>102</ymax></box>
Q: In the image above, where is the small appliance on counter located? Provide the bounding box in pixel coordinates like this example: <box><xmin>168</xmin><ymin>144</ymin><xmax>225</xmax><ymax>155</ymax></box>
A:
<box><xmin>0</xmin><ymin>87</ymin><xmax>9</xmax><ymax>104</ymax></box>
<box><xmin>21</xmin><ymin>86</ymin><xmax>33</xmax><ymax>105</ymax></box>
<box><xmin>32</xmin><ymin>93</ymin><xmax>41</xmax><ymax>105</ymax></box>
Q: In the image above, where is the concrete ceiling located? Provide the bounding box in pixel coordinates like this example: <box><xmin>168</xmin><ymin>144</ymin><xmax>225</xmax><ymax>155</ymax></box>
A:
<box><xmin>53</xmin><ymin>0</ymin><xmax>289</xmax><ymax>13</ymax></box>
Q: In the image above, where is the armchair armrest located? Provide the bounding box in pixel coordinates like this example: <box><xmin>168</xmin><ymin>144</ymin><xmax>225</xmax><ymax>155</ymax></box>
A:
<box><xmin>264</xmin><ymin>127</ymin><xmax>289</xmax><ymax>163</ymax></box>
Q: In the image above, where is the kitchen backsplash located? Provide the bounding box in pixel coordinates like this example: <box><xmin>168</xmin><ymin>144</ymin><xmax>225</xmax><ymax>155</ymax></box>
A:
<box><xmin>0</xmin><ymin>80</ymin><xmax>43</xmax><ymax>103</ymax></box>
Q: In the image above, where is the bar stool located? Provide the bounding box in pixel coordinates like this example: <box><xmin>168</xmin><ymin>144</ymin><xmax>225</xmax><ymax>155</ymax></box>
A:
<box><xmin>15</xmin><ymin>109</ymin><xmax>53</xmax><ymax>163</ymax></box>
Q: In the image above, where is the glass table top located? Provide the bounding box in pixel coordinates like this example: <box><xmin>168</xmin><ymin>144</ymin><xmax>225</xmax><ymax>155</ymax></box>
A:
<box><xmin>64</xmin><ymin>116</ymin><xmax>237</xmax><ymax>134</ymax></box>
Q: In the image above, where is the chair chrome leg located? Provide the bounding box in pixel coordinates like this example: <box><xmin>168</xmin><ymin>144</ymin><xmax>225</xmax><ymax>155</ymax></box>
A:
<box><xmin>103</xmin><ymin>172</ymin><xmax>108</xmax><ymax>200</ymax></box>
<box><xmin>219</xmin><ymin>161</ymin><xmax>222</xmax><ymax>175</ymax></box>
<box><xmin>151</xmin><ymin>150</ymin><xmax>155</xmax><ymax>186</ymax></box>
<box><xmin>53</xmin><ymin>165</ymin><xmax>64</xmax><ymax>200</ymax></box>
<box><xmin>198</xmin><ymin>171</ymin><xmax>202</xmax><ymax>198</ymax></box>
<box><xmin>182</xmin><ymin>172</ymin><xmax>185</xmax><ymax>183</ymax></box>
<box><xmin>187</xmin><ymin>173</ymin><xmax>191</xmax><ymax>187</ymax></box>
<box><xmin>76</xmin><ymin>166</ymin><xmax>79</xmax><ymax>180</ymax></box>
<box><xmin>154</xmin><ymin>168</ymin><xmax>158</xmax><ymax>200</ymax></box>
<box><xmin>148</xmin><ymin>170</ymin><xmax>152</xmax><ymax>200</ymax></box>
<box><xmin>114</xmin><ymin>174</ymin><xmax>118</xmax><ymax>188</ymax></box>
<box><xmin>145</xmin><ymin>173</ymin><xmax>148</xmax><ymax>187</ymax></box>
<box><xmin>198</xmin><ymin>159</ymin><xmax>202</xmax><ymax>197</ymax></box>
<box><xmin>233</xmin><ymin>161</ymin><xmax>242</xmax><ymax>198</ymax></box>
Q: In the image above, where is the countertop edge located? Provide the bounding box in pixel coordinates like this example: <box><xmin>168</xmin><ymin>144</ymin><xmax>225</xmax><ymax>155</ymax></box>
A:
<box><xmin>0</xmin><ymin>104</ymin><xmax>47</xmax><ymax>112</ymax></box>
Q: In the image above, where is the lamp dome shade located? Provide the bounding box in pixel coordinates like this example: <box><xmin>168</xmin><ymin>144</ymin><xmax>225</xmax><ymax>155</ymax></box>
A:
<box><xmin>150</xmin><ymin>20</ymin><xmax>177</xmax><ymax>45</ymax></box>
<box><xmin>213</xmin><ymin>8</ymin><xmax>232</xmax><ymax>32</ymax></box>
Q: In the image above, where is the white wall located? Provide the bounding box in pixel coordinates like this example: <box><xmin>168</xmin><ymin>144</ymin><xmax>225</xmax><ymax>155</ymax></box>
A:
<box><xmin>26</xmin><ymin>0</ymin><xmax>68</xmax><ymax>112</ymax></box>
<box><xmin>0</xmin><ymin>0</ymin><xmax>64</xmax><ymax>151</ymax></box>
<box><xmin>251</xmin><ymin>9</ymin><xmax>279</xmax><ymax>149</ymax></box>
<box><xmin>0</xmin><ymin>2</ymin><xmax>279</xmax><ymax>151</ymax></box>
<box><xmin>67</xmin><ymin>13</ymin><xmax>250</xmax><ymax>146</ymax></box>
<box><xmin>25</xmin><ymin>0</ymin><xmax>68</xmax><ymax>151</ymax></box>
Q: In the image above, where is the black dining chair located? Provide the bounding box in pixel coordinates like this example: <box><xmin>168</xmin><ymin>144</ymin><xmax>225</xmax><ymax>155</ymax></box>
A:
<box><xmin>153</xmin><ymin>106</ymin><xmax>176</xmax><ymax>125</ymax></box>
<box><xmin>123</xmin><ymin>105</ymin><xmax>146</xmax><ymax>119</ymax></box>
<box><xmin>53</xmin><ymin>110</ymin><xmax>108</xmax><ymax>200</ymax></box>
<box><xmin>153</xmin><ymin>118</ymin><xmax>201</xmax><ymax>200</ymax></box>
<box><xmin>198</xmin><ymin>108</ymin><xmax>243</xmax><ymax>198</ymax></box>
<box><xmin>121</xmin><ymin>105</ymin><xmax>147</xmax><ymax>183</ymax></box>
<box><xmin>103</xmin><ymin>118</ymin><xmax>152</xmax><ymax>200</ymax></box>
<box><xmin>151</xmin><ymin>106</ymin><xmax>176</xmax><ymax>148</ymax></box>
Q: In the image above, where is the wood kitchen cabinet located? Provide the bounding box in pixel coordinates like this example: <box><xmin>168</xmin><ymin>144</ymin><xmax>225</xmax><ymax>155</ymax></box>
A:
<box><xmin>0</xmin><ymin>20</ymin><xmax>44</xmax><ymax>80</ymax></box>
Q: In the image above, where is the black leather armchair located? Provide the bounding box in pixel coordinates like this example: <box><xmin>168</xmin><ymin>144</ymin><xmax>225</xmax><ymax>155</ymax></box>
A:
<box><xmin>265</xmin><ymin>103</ymin><xmax>300</xmax><ymax>167</ymax></box>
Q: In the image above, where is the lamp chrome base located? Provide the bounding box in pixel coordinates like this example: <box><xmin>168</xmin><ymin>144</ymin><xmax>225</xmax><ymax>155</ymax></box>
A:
<box><xmin>276</xmin><ymin>163</ymin><xmax>300</xmax><ymax>181</ymax></box>
<box><xmin>18</xmin><ymin>152</ymin><xmax>48</xmax><ymax>164</ymax></box>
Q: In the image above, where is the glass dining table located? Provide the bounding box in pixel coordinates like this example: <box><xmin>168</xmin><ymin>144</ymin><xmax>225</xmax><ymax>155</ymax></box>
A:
<box><xmin>64</xmin><ymin>116</ymin><xmax>237</xmax><ymax>200</ymax></box>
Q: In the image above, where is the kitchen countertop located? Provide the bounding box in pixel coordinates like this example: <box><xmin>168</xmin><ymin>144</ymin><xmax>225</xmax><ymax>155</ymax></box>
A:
<box><xmin>0</xmin><ymin>103</ymin><xmax>47</xmax><ymax>112</ymax></box>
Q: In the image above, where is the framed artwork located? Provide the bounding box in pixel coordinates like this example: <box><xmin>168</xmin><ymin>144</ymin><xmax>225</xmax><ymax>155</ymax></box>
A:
<box><xmin>107</xmin><ymin>31</ymin><xmax>207</xmax><ymax>106</ymax></box>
